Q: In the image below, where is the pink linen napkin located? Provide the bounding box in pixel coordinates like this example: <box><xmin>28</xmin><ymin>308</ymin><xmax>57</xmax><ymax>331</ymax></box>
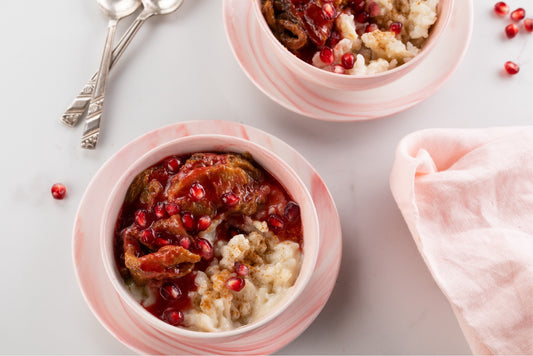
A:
<box><xmin>389</xmin><ymin>127</ymin><xmax>533</xmax><ymax>355</ymax></box>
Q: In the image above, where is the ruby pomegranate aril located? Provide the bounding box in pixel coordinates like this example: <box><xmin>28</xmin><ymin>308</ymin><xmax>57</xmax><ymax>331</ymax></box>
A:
<box><xmin>389</xmin><ymin>22</ymin><xmax>402</xmax><ymax>35</ymax></box>
<box><xmin>141</xmin><ymin>228</ymin><xmax>155</xmax><ymax>245</ymax></box>
<box><xmin>165</xmin><ymin>202</ymin><xmax>180</xmax><ymax>216</ymax></box>
<box><xmin>504</xmin><ymin>61</ymin><xmax>519</xmax><ymax>75</ymax></box>
<box><xmin>333</xmin><ymin>64</ymin><xmax>345</xmax><ymax>74</ymax></box>
<box><xmin>135</xmin><ymin>209</ymin><xmax>150</xmax><ymax>228</ymax></box>
<box><xmin>189</xmin><ymin>182</ymin><xmax>205</xmax><ymax>200</ymax></box>
<box><xmin>197</xmin><ymin>215</ymin><xmax>212</xmax><ymax>231</ymax></box>
<box><xmin>284</xmin><ymin>201</ymin><xmax>301</xmax><ymax>222</ymax></box>
<box><xmin>165</xmin><ymin>157</ymin><xmax>181</xmax><ymax>173</ymax></box>
<box><xmin>162</xmin><ymin>308</ymin><xmax>184</xmax><ymax>326</ymax></box>
<box><xmin>365</xmin><ymin>23</ymin><xmax>378</xmax><ymax>32</ymax></box>
<box><xmin>51</xmin><ymin>183</ymin><xmax>66</xmax><ymax>200</ymax></box>
<box><xmin>221</xmin><ymin>192</ymin><xmax>240</xmax><ymax>207</ymax></box>
<box><xmin>196</xmin><ymin>238</ymin><xmax>214</xmax><ymax>260</ymax></box>
<box><xmin>267</xmin><ymin>214</ymin><xmax>284</xmax><ymax>230</ymax></box>
<box><xmin>356</xmin><ymin>11</ymin><xmax>369</xmax><ymax>23</ymax></box>
<box><xmin>368</xmin><ymin>1</ymin><xmax>380</xmax><ymax>17</ymax></box>
<box><xmin>322</xmin><ymin>3</ymin><xmax>336</xmax><ymax>20</ymax></box>
<box><xmin>494</xmin><ymin>2</ymin><xmax>509</xmax><ymax>16</ymax></box>
<box><xmin>160</xmin><ymin>283</ymin><xmax>182</xmax><ymax>300</ymax></box>
<box><xmin>511</xmin><ymin>8</ymin><xmax>525</xmax><ymax>21</ymax></box>
<box><xmin>234</xmin><ymin>262</ymin><xmax>249</xmax><ymax>276</ymax></box>
<box><xmin>505</xmin><ymin>23</ymin><xmax>519</xmax><ymax>38</ymax></box>
<box><xmin>327</xmin><ymin>30</ymin><xmax>341</xmax><ymax>47</ymax></box>
<box><xmin>352</xmin><ymin>0</ymin><xmax>366</xmax><ymax>12</ymax></box>
<box><xmin>155</xmin><ymin>237</ymin><xmax>171</xmax><ymax>246</ymax></box>
<box><xmin>524</xmin><ymin>18</ymin><xmax>533</xmax><ymax>32</ymax></box>
<box><xmin>320</xmin><ymin>47</ymin><xmax>334</xmax><ymax>65</ymax></box>
<box><xmin>226</xmin><ymin>277</ymin><xmax>245</xmax><ymax>292</ymax></box>
<box><xmin>341</xmin><ymin>53</ymin><xmax>355</xmax><ymax>69</ymax></box>
<box><xmin>181</xmin><ymin>212</ymin><xmax>195</xmax><ymax>231</ymax></box>
<box><xmin>179</xmin><ymin>236</ymin><xmax>191</xmax><ymax>250</ymax></box>
<box><xmin>154</xmin><ymin>202</ymin><xmax>167</xmax><ymax>219</ymax></box>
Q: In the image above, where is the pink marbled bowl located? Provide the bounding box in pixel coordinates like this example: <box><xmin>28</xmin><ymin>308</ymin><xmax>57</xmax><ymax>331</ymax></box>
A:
<box><xmin>99</xmin><ymin>134</ymin><xmax>319</xmax><ymax>340</ymax></box>
<box><xmin>252</xmin><ymin>0</ymin><xmax>455</xmax><ymax>91</ymax></box>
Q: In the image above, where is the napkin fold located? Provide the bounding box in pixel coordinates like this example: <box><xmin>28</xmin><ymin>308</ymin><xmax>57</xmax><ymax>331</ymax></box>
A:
<box><xmin>390</xmin><ymin>127</ymin><xmax>533</xmax><ymax>355</ymax></box>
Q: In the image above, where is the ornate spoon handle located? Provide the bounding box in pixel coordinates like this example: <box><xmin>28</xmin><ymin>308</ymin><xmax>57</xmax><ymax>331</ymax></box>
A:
<box><xmin>60</xmin><ymin>17</ymin><xmax>146</xmax><ymax>128</ymax></box>
<box><xmin>80</xmin><ymin>20</ymin><xmax>118</xmax><ymax>149</ymax></box>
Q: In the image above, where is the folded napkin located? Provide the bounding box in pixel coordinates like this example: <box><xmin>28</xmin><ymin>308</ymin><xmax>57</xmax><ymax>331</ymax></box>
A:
<box><xmin>390</xmin><ymin>127</ymin><xmax>533</xmax><ymax>355</ymax></box>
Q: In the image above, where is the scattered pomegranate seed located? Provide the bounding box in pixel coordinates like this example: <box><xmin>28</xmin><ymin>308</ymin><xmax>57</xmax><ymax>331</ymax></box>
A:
<box><xmin>197</xmin><ymin>215</ymin><xmax>212</xmax><ymax>231</ymax></box>
<box><xmin>326</xmin><ymin>30</ymin><xmax>341</xmax><ymax>47</ymax></box>
<box><xmin>165</xmin><ymin>202</ymin><xmax>180</xmax><ymax>216</ymax></box>
<box><xmin>179</xmin><ymin>236</ymin><xmax>191</xmax><ymax>250</ymax></box>
<box><xmin>181</xmin><ymin>212</ymin><xmax>195</xmax><ymax>231</ymax></box>
<box><xmin>162</xmin><ymin>308</ymin><xmax>184</xmax><ymax>326</ymax></box>
<box><xmin>226</xmin><ymin>277</ymin><xmax>245</xmax><ymax>292</ymax></box>
<box><xmin>234</xmin><ymin>262</ymin><xmax>249</xmax><ymax>276</ymax></box>
<box><xmin>284</xmin><ymin>201</ymin><xmax>301</xmax><ymax>222</ymax></box>
<box><xmin>504</xmin><ymin>61</ymin><xmax>520</xmax><ymax>74</ymax></box>
<box><xmin>365</xmin><ymin>23</ymin><xmax>378</xmax><ymax>32</ymax></box>
<box><xmin>524</xmin><ymin>18</ymin><xmax>533</xmax><ymax>32</ymax></box>
<box><xmin>368</xmin><ymin>1</ymin><xmax>380</xmax><ymax>17</ymax></box>
<box><xmin>505</xmin><ymin>23</ymin><xmax>519</xmax><ymax>38</ymax></box>
<box><xmin>341</xmin><ymin>53</ymin><xmax>356</xmax><ymax>69</ymax></box>
<box><xmin>141</xmin><ymin>228</ymin><xmax>155</xmax><ymax>245</ymax></box>
<box><xmin>154</xmin><ymin>202</ymin><xmax>167</xmax><ymax>219</ymax></box>
<box><xmin>134</xmin><ymin>209</ymin><xmax>150</xmax><ymax>228</ymax></box>
<box><xmin>221</xmin><ymin>192</ymin><xmax>240</xmax><ymax>207</ymax></box>
<box><xmin>322</xmin><ymin>3</ymin><xmax>336</xmax><ymax>20</ymax></box>
<box><xmin>352</xmin><ymin>0</ymin><xmax>366</xmax><ymax>12</ymax></box>
<box><xmin>160</xmin><ymin>283</ymin><xmax>182</xmax><ymax>300</ymax></box>
<box><xmin>51</xmin><ymin>183</ymin><xmax>66</xmax><ymax>200</ymax></box>
<box><xmin>494</xmin><ymin>2</ymin><xmax>509</xmax><ymax>16</ymax></box>
<box><xmin>333</xmin><ymin>64</ymin><xmax>345</xmax><ymax>74</ymax></box>
<box><xmin>267</xmin><ymin>214</ymin><xmax>284</xmax><ymax>230</ymax></box>
<box><xmin>356</xmin><ymin>11</ymin><xmax>369</xmax><ymax>23</ymax></box>
<box><xmin>389</xmin><ymin>21</ymin><xmax>402</xmax><ymax>35</ymax></box>
<box><xmin>511</xmin><ymin>8</ymin><xmax>526</xmax><ymax>21</ymax></box>
<box><xmin>319</xmin><ymin>47</ymin><xmax>334</xmax><ymax>64</ymax></box>
<box><xmin>156</xmin><ymin>237</ymin><xmax>171</xmax><ymax>246</ymax></box>
<box><xmin>165</xmin><ymin>157</ymin><xmax>181</xmax><ymax>173</ymax></box>
<box><xmin>189</xmin><ymin>182</ymin><xmax>205</xmax><ymax>200</ymax></box>
<box><xmin>195</xmin><ymin>238</ymin><xmax>214</xmax><ymax>260</ymax></box>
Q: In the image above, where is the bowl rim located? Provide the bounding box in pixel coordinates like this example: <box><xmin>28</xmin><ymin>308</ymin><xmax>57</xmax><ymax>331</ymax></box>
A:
<box><xmin>99</xmin><ymin>133</ymin><xmax>320</xmax><ymax>339</ymax></box>
<box><xmin>252</xmin><ymin>0</ymin><xmax>455</xmax><ymax>81</ymax></box>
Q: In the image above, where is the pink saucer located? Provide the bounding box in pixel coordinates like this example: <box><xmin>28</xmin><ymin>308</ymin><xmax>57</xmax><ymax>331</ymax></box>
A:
<box><xmin>72</xmin><ymin>121</ymin><xmax>342</xmax><ymax>355</ymax></box>
<box><xmin>222</xmin><ymin>0</ymin><xmax>473</xmax><ymax>121</ymax></box>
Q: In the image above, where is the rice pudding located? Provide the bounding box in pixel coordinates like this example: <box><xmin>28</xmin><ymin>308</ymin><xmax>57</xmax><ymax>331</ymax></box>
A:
<box><xmin>113</xmin><ymin>152</ymin><xmax>303</xmax><ymax>331</ymax></box>
<box><xmin>261</xmin><ymin>0</ymin><xmax>439</xmax><ymax>75</ymax></box>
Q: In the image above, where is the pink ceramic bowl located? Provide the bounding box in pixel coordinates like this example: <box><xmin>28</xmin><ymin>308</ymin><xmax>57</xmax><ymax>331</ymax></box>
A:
<box><xmin>99</xmin><ymin>134</ymin><xmax>320</xmax><ymax>340</ymax></box>
<box><xmin>252</xmin><ymin>0</ymin><xmax>455</xmax><ymax>91</ymax></box>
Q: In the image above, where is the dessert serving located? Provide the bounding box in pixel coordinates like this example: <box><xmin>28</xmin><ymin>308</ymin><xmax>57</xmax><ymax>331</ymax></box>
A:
<box><xmin>112</xmin><ymin>152</ymin><xmax>304</xmax><ymax>332</ymax></box>
<box><xmin>261</xmin><ymin>0</ymin><xmax>439</xmax><ymax>75</ymax></box>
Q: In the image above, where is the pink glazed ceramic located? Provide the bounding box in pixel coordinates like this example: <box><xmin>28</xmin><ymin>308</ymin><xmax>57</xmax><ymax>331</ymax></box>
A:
<box><xmin>100</xmin><ymin>134</ymin><xmax>319</xmax><ymax>338</ymax></box>
<box><xmin>251</xmin><ymin>0</ymin><xmax>455</xmax><ymax>91</ymax></box>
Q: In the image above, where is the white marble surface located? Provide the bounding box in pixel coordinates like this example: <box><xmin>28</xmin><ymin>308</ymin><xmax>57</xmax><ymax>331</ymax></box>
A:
<box><xmin>1</xmin><ymin>0</ymin><xmax>532</xmax><ymax>354</ymax></box>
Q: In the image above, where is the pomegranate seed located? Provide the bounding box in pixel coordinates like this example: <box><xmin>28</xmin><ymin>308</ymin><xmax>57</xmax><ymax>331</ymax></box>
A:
<box><xmin>505</xmin><ymin>23</ymin><xmax>519</xmax><ymax>38</ymax></box>
<box><xmin>165</xmin><ymin>202</ymin><xmax>180</xmax><ymax>216</ymax></box>
<box><xmin>179</xmin><ymin>236</ymin><xmax>191</xmax><ymax>250</ymax></box>
<box><xmin>154</xmin><ymin>202</ymin><xmax>167</xmax><ymax>219</ymax></box>
<box><xmin>51</xmin><ymin>183</ymin><xmax>66</xmax><ymax>200</ymax></box>
<box><xmin>352</xmin><ymin>0</ymin><xmax>366</xmax><ymax>12</ymax></box>
<box><xmin>162</xmin><ymin>308</ymin><xmax>184</xmax><ymax>326</ymax></box>
<box><xmin>225</xmin><ymin>277</ymin><xmax>245</xmax><ymax>292</ymax></box>
<box><xmin>326</xmin><ymin>30</ymin><xmax>341</xmax><ymax>47</ymax></box>
<box><xmin>284</xmin><ymin>201</ymin><xmax>301</xmax><ymax>222</ymax></box>
<box><xmin>197</xmin><ymin>215</ymin><xmax>212</xmax><ymax>231</ymax></box>
<box><xmin>494</xmin><ymin>2</ymin><xmax>509</xmax><ymax>16</ymax></box>
<box><xmin>341</xmin><ymin>53</ymin><xmax>356</xmax><ymax>69</ymax></box>
<box><xmin>333</xmin><ymin>64</ymin><xmax>345</xmax><ymax>74</ymax></box>
<box><xmin>135</xmin><ymin>209</ymin><xmax>150</xmax><ymax>228</ymax></box>
<box><xmin>322</xmin><ymin>3</ymin><xmax>336</xmax><ymax>20</ymax></box>
<box><xmin>165</xmin><ymin>157</ymin><xmax>181</xmax><ymax>173</ymax></box>
<box><xmin>160</xmin><ymin>283</ymin><xmax>182</xmax><ymax>300</ymax></box>
<box><xmin>356</xmin><ymin>11</ymin><xmax>369</xmax><ymax>23</ymax></box>
<box><xmin>368</xmin><ymin>1</ymin><xmax>380</xmax><ymax>17</ymax></box>
<box><xmin>267</xmin><ymin>214</ymin><xmax>284</xmax><ymax>230</ymax></box>
<box><xmin>189</xmin><ymin>182</ymin><xmax>205</xmax><ymax>200</ymax></box>
<box><xmin>389</xmin><ymin>21</ymin><xmax>402</xmax><ymax>35</ymax></box>
<box><xmin>181</xmin><ymin>212</ymin><xmax>195</xmax><ymax>231</ymax></box>
<box><xmin>234</xmin><ymin>262</ymin><xmax>249</xmax><ymax>276</ymax></box>
<box><xmin>221</xmin><ymin>192</ymin><xmax>240</xmax><ymax>206</ymax></box>
<box><xmin>511</xmin><ymin>8</ymin><xmax>525</xmax><ymax>21</ymax></box>
<box><xmin>365</xmin><ymin>23</ymin><xmax>378</xmax><ymax>32</ymax></box>
<box><xmin>319</xmin><ymin>47</ymin><xmax>334</xmax><ymax>64</ymax></box>
<box><xmin>156</xmin><ymin>237</ymin><xmax>171</xmax><ymax>246</ymax></box>
<box><xmin>524</xmin><ymin>18</ymin><xmax>533</xmax><ymax>32</ymax></box>
<box><xmin>195</xmin><ymin>238</ymin><xmax>214</xmax><ymax>260</ymax></box>
<box><xmin>504</xmin><ymin>61</ymin><xmax>520</xmax><ymax>75</ymax></box>
<box><xmin>141</xmin><ymin>228</ymin><xmax>155</xmax><ymax>245</ymax></box>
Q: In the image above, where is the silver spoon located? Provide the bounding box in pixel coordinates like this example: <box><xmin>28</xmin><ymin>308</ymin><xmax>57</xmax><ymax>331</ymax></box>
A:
<box><xmin>80</xmin><ymin>0</ymin><xmax>141</xmax><ymax>149</ymax></box>
<box><xmin>60</xmin><ymin>0</ymin><xmax>185</xmax><ymax>129</ymax></box>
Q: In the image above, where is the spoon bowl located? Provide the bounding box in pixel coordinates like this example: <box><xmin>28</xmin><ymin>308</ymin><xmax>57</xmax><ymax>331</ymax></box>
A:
<box><xmin>143</xmin><ymin>0</ymin><xmax>184</xmax><ymax>15</ymax></box>
<box><xmin>97</xmin><ymin>0</ymin><xmax>141</xmax><ymax>19</ymax></box>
